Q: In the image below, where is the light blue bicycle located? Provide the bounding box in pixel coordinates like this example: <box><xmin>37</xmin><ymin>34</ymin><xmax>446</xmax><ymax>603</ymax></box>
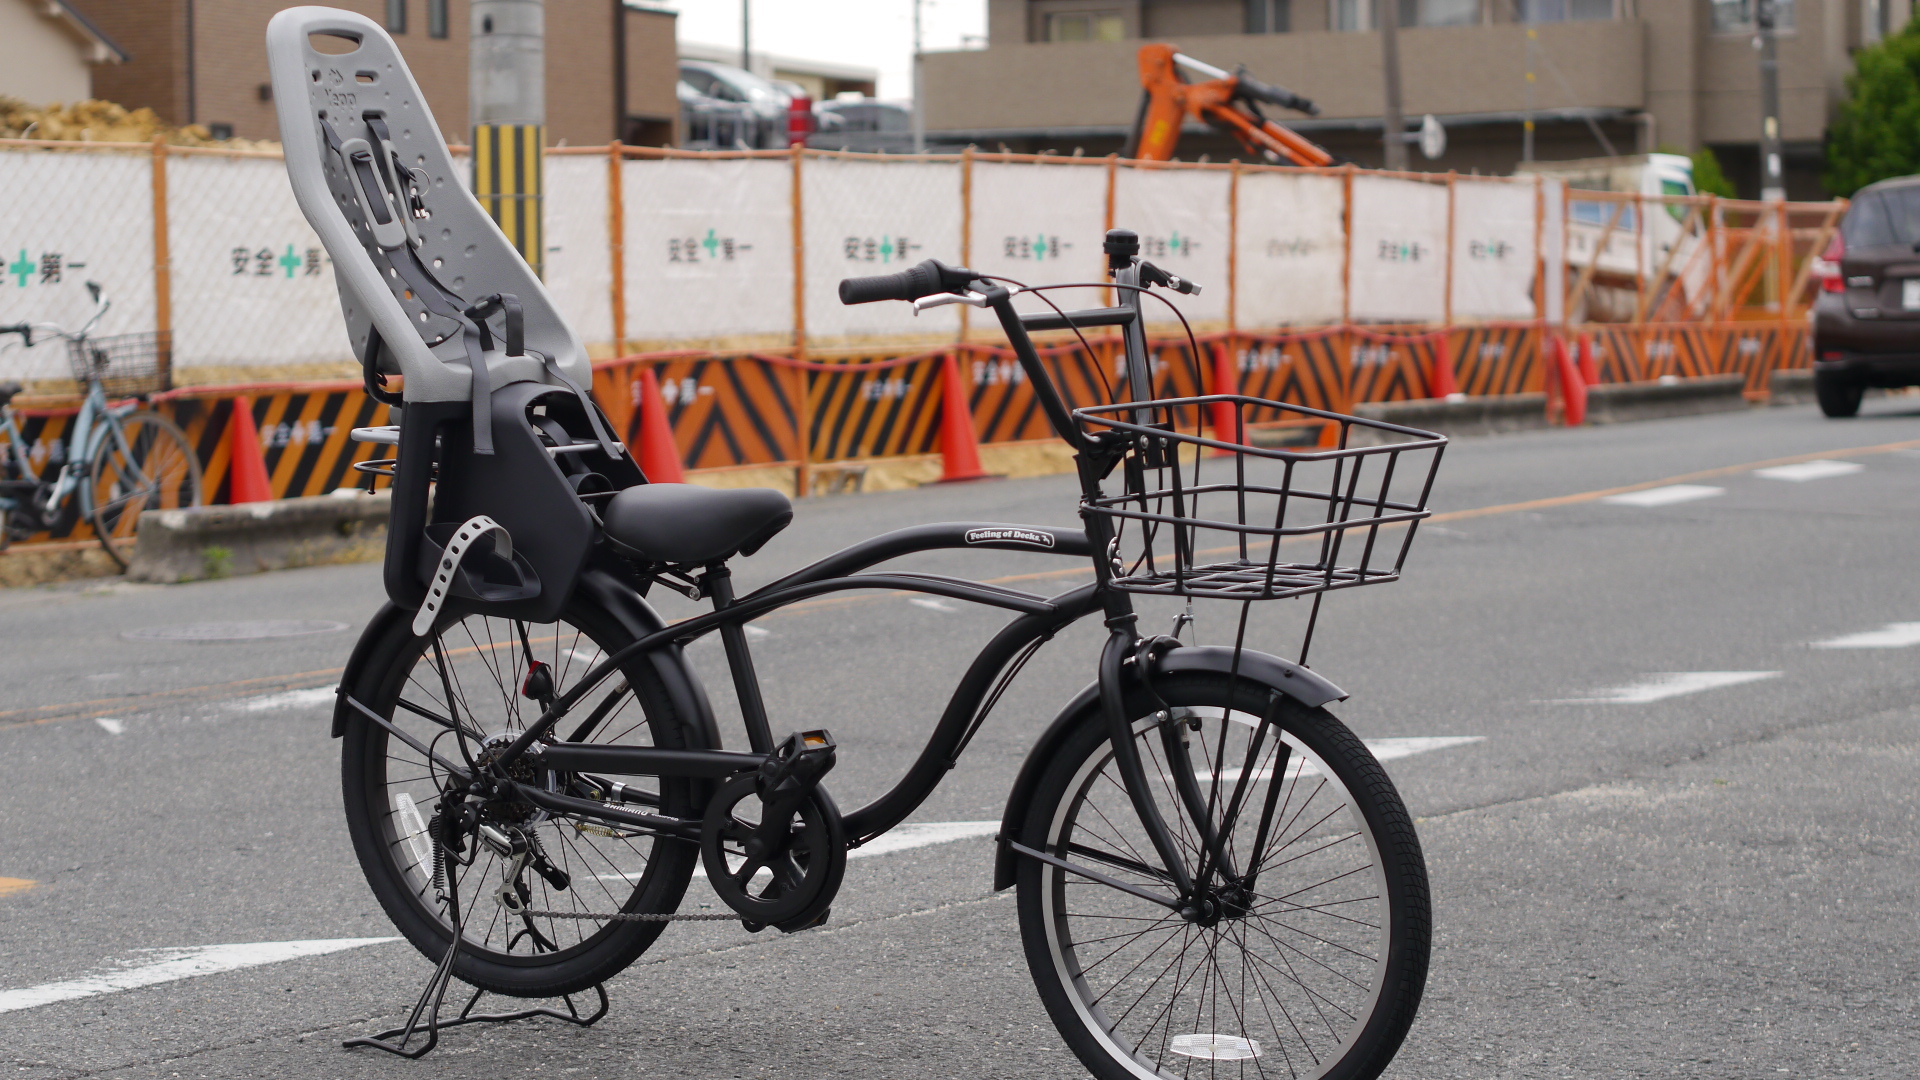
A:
<box><xmin>0</xmin><ymin>283</ymin><xmax>204</xmax><ymax>567</ymax></box>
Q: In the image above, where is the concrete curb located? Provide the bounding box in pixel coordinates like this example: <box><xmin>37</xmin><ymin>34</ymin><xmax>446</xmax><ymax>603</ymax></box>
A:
<box><xmin>1584</xmin><ymin>373</ymin><xmax>1749</xmax><ymax>424</ymax></box>
<box><xmin>1351</xmin><ymin>393</ymin><xmax>1551</xmax><ymax>443</ymax></box>
<box><xmin>128</xmin><ymin>491</ymin><xmax>390</xmax><ymax>584</ymax></box>
<box><xmin>1769</xmin><ymin>368</ymin><xmax>1815</xmax><ymax>406</ymax></box>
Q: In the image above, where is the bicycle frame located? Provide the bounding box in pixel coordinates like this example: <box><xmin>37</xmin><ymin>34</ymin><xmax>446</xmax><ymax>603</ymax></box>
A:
<box><xmin>0</xmin><ymin>379</ymin><xmax>127</xmax><ymax>526</ymax></box>
<box><xmin>340</xmin><ymin>264</ymin><xmax>1322</xmax><ymax>913</ymax></box>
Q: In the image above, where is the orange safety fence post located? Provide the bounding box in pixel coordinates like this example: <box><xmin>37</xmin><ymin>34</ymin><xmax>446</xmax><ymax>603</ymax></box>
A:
<box><xmin>1577</xmin><ymin>331</ymin><xmax>1600</xmax><ymax>385</ymax></box>
<box><xmin>1429</xmin><ymin>332</ymin><xmax>1461</xmax><ymax>399</ymax></box>
<box><xmin>1553</xmin><ymin>337</ymin><xmax>1588</xmax><ymax>426</ymax></box>
<box><xmin>1209</xmin><ymin>340</ymin><xmax>1239</xmax><ymax>455</ymax></box>
<box><xmin>936</xmin><ymin>351</ymin><xmax>993</xmax><ymax>483</ymax></box>
<box><xmin>227</xmin><ymin>397</ymin><xmax>274</xmax><ymax>504</ymax></box>
<box><xmin>635</xmin><ymin>365</ymin><xmax>687</xmax><ymax>484</ymax></box>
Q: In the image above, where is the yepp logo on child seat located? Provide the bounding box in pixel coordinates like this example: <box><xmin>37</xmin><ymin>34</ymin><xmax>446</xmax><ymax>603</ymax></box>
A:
<box><xmin>964</xmin><ymin>527</ymin><xmax>1054</xmax><ymax>548</ymax></box>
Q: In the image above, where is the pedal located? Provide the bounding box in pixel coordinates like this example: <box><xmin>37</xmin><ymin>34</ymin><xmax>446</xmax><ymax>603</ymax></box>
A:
<box><xmin>757</xmin><ymin>729</ymin><xmax>836</xmax><ymax>795</ymax></box>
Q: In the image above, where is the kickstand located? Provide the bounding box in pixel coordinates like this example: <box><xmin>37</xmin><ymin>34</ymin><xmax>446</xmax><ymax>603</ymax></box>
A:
<box><xmin>344</xmin><ymin>866</ymin><xmax>609</xmax><ymax>1057</ymax></box>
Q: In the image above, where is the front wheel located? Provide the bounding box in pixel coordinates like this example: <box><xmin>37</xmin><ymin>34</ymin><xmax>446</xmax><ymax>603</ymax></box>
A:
<box><xmin>88</xmin><ymin>410</ymin><xmax>202</xmax><ymax>568</ymax></box>
<box><xmin>1015</xmin><ymin>674</ymin><xmax>1430</xmax><ymax>1080</ymax></box>
<box><xmin>1814</xmin><ymin>368</ymin><xmax>1864</xmax><ymax>418</ymax></box>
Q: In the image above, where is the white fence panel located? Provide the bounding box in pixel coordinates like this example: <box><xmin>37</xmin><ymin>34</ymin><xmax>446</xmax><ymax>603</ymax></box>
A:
<box><xmin>168</xmin><ymin>154</ymin><xmax>345</xmax><ymax>369</ymax></box>
<box><xmin>968</xmin><ymin>160</ymin><xmax>1109</xmax><ymax>315</ymax></box>
<box><xmin>1451</xmin><ymin>178</ymin><xmax>1538</xmax><ymax>321</ymax></box>
<box><xmin>1235</xmin><ymin>170</ymin><xmax>1347</xmax><ymax>327</ymax></box>
<box><xmin>622</xmin><ymin>157</ymin><xmax>794</xmax><ymax>344</ymax></box>
<box><xmin>542</xmin><ymin>154</ymin><xmax>612</xmax><ymax>349</ymax></box>
<box><xmin>0</xmin><ymin>150</ymin><xmax>157</xmax><ymax>381</ymax></box>
<box><xmin>803</xmin><ymin>157</ymin><xmax>963</xmax><ymax>342</ymax></box>
<box><xmin>1112</xmin><ymin>166</ymin><xmax>1231</xmax><ymax>327</ymax></box>
<box><xmin>1348</xmin><ymin>176</ymin><xmax>1449</xmax><ymax>323</ymax></box>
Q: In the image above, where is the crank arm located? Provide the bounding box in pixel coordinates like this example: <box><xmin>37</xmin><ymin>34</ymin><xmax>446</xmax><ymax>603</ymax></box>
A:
<box><xmin>1003</xmin><ymin>840</ymin><xmax>1181</xmax><ymax>911</ymax></box>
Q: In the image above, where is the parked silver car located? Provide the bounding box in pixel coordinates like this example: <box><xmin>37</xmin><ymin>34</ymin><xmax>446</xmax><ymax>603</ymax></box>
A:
<box><xmin>678</xmin><ymin>60</ymin><xmax>789</xmax><ymax>149</ymax></box>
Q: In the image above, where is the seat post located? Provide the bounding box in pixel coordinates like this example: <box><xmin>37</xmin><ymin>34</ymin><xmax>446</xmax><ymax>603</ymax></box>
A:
<box><xmin>705</xmin><ymin>564</ymin><xmax>776</xmax><ymax>754</ymax></box>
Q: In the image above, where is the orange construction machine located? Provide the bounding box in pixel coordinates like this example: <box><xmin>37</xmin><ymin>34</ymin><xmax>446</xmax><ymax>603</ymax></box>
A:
<box><xmin>1123</xmin><ymin>44</ymin><xmax>1334</xmax><ymax>167</ymax></box>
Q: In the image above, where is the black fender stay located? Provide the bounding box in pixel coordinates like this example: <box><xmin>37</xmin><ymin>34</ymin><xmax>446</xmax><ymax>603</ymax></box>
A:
<box><xmin>991</xmin><ymin>646</ymin><xmax>1345</xmax><ymax>891</ymax></box>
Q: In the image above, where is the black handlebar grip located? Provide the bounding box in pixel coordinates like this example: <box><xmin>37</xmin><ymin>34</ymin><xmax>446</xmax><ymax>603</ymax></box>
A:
<box><xmin>838</xmin><ymin>259</ymin><xmax>945</xmax><ymax>305</ymax></box>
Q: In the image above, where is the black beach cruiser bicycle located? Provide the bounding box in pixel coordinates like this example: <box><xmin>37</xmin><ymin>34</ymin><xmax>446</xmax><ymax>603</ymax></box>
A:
<box><xmin>267</xmin><ymin>9</ymin><xmax>1446</xmax><ymax>1076</ymax></box>
<box><xmin>332</xmin><ymin>246</ymin><xmax>1448</xmax><ymax>1079</ymax></box>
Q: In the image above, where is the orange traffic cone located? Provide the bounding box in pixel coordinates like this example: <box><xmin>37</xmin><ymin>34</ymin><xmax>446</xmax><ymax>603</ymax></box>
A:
<box><xmin>1429</xmin><ymin>333</ymin><xmax>1461</xmax><ymax>400</ymax></box>
<box><xmin>227</xmin><ymin>396</ymin><xmax>273</xmax><ymax>504</ymax></box>
<box><xmin>1577</xmin><ymin>332</ymin><xmax>1601</xmax><ymax>385</ymax></box>
<box><xmin>1209</xmin><ymin>342</ymin><xmax>1240</xmax><ymax>450</ymax></box>
<box><xmin>936</xmin><ymin>352</ymin><xmax>992</xmax><ymax>483</ymax></box>
<box><xmin>1554</xmin><ymin>338</ymin><xmax>1588</xmax><ymax>426</ymax></box>
<box><xmin>635</xmin><ymin>366</ymin><xmax>686</xmax><ymax>484</ymax></box>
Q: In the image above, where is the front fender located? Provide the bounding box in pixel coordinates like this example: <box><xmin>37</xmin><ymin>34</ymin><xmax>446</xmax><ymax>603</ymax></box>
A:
<box><xmin>991</xmin><ymin>646</ymin><xmax>1345</xmax><ymax>890</ymax></box>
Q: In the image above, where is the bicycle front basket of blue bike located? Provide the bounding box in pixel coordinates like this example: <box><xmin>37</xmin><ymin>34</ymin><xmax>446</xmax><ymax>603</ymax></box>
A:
<box><xmin>68</xmin><ymin>331</ymin><xmax>171</xmax><ymax>398</ymax></box>
<box><xmin>1074</xmin><ymin>394</ymin><xmax>1447</xmax><ymax>601</ymax></box>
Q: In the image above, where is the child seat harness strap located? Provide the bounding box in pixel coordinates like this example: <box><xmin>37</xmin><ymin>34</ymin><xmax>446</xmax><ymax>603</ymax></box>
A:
<box><xmin>321</xmin><ymin>111</ymin><xmax>621</xmax><ymax>460</ymax></box>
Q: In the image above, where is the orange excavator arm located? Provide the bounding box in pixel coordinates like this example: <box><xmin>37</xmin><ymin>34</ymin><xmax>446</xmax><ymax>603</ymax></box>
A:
<box><xmin>1125</xmin><ymin>44</ymin><xmax>1334</xmax><ymax>168</ymax></box>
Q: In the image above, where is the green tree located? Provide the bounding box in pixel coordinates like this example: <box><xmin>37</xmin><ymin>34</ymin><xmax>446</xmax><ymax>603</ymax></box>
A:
<box><xmin>1826</xmin><ymin>22</ymin><xmax>1920</xmax><ymax>196</ymax></box>
<box><xmin>1690</xmin><ymin>147</ymin><xmax>1738</xmax><ymax>199</ymax></box>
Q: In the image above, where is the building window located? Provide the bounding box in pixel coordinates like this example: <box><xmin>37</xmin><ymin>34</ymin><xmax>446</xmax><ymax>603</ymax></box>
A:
<box><xmin>1046</xmin><ymin>11</ymin><xmax>1126</xmax><ymax>40</ymax></box>
<box><xmin>387</xmin><ymin>0</ymin><xmax>407</xmax><ymax>33</ymax></box>
<box><xmin>429</xmin><ymin>0</ymin><xmax>448</xmax><ymax>38</ymax></box>
<box><xmin>1332</xmin><ymin>0</ymin><xmax>1369</xmax><ymax>30</ymax></box>
<box><xmin>1709</xmin><ymin>0</ymin><xmax>1794</xmax><ymax>32</ymax></box>
<box><xmin>1247</xmin><ymin>0</ymin><xmax>1293</xmax><ymax>31</ymax></box>
<box><xmin>1417</xmin><ymin>0</ymin><xmax>1481</xmax><ymax>24</ymax></box>
<box><xmin>1521</xmin><ymin>0</ymin><xmax>1616</xmax><ymax>20</ymax></box>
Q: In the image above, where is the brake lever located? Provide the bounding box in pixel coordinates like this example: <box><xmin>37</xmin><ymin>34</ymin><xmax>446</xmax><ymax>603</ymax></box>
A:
<box><xmin>912</xmin><ymin>285</ymin><xmax>1022</xmax><ymax>314</ymax></box>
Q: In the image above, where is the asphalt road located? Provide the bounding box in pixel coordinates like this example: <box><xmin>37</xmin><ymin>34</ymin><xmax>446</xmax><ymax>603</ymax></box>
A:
<box><xmin>5</xmin><ymin>397</ymin><xmax>1920</xmax><ymax>1078</ymax></box>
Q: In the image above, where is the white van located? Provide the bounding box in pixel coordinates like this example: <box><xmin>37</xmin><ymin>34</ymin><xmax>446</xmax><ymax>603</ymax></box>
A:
<box><xmin>1519</xmin><ymin>153</ymin><xmax>1703</xmax><ymax>320</ymax></box>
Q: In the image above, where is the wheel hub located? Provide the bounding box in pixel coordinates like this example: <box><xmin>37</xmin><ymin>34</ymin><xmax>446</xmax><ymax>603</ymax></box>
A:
<box><xmin>475</xmin><ymin>732</ymin><xmax>544</xmax><ymax>824</ymax></box>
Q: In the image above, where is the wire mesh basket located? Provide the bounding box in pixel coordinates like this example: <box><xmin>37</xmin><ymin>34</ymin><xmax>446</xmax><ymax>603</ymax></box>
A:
<box><xmin>67</xmin><ymin>331</ymin><xmax>171</xmax><ymax>398</ymax></box>
<box><xmin>1075</xmin><ymin>395</ymin><xmax>1447</xmax><ymax>601</ymax></box>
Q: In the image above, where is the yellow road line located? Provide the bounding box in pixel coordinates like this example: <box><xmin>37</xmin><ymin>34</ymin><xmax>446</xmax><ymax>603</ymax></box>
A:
<box><xmin>0</xmin><ymin>877</ymin><xmax>38</xmax><ymax>898</ymax></box>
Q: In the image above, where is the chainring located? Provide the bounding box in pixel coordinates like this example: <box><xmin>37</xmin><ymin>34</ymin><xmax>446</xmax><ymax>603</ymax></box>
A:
<box><xmin>699</xmin><ymin>772</ymin><xmax>845</xmax><ymax>930</ymax></box>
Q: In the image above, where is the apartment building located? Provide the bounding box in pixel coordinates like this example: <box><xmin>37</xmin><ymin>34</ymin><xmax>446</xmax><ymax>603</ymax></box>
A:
<box><xmin>67</xmin><ymin>0</ymin><xmax>681</xmax><ymax>147</ymax></box>
<box><xmin>924</xmin><ymin>0</ymin><xmax>1907</xmax><ymax>196</ymax></box>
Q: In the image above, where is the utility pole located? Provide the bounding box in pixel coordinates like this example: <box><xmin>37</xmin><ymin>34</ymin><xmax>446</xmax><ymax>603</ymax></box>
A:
<box><xmin>1380</xmin><ymin>0</ymin><xmax>1407</xmax><ymax>170</ymax></box>
<box><xmin>471</xmin><ymin>0</ymin><xmax>546</xmax><ymax>275</ymax></box>
<box><xmin>912</xmin><ymin>0</ymin><xmax>926</xmax><ymax>153</ymax></box>
<box><xmin>741</xmin><ymin>0</ymin><xmax>751</xmax><ymax>72</ymax></box>
<box><xmin>1755</xmin><ymin>0</ymin><xmax>1785</xmax><ymax>200</ymax></box>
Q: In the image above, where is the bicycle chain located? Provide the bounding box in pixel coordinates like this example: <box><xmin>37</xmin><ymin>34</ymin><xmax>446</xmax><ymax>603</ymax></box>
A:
<box><xmin>514</xmin><ymin>908</ymin><xmax>741</xmax><ymax>922</ymax></box>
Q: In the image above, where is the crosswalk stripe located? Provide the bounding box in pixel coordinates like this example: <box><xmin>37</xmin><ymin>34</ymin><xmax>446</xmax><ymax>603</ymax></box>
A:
<box><xmin>0</xmin><ymin>938</ymin><xmax>397</xmax><ymax>1015</ymax></box>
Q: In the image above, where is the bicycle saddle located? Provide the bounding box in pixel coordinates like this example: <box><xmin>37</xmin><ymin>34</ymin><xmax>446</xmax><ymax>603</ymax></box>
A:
<box><xmin>603</xmin><ymin>484</ymin><xmax>792</xmax><ymax>565</ymax></box>
<box><xmin>0</xmin><ymin>382</ymin><xmax>20</xmax><ymax>407</ymax></box>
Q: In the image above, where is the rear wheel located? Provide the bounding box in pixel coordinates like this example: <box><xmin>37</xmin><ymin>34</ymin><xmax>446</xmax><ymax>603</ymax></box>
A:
<box><xmin>88</xmin><ymin>411</ymin><xmax>202</xmax><ymax>568</ymax></box>
<box><xmin>1015</xmin><ymin>675</ymin><xmax>1430</xmax><ymax>1080</ymax></box>
<box><xmin>339</xmin><ymin>598</ymin><xmax>703</xmax><ymax>998</ymax></box>
<box><xmin>1814</xmin><ymin>368</ymin><xmax>1864</xmax><ymax>418</ymax></box>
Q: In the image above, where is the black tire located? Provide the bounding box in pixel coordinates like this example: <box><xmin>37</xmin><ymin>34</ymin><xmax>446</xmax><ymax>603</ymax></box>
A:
<box><xmin>1015</xmin><ymin>675</ymin><xmax>1430</xmax><ymax>1080</ymax></box>
<box><xmin>1814</xmin><ymin>368</ymin><xmax>1864</xmax><ymax>418</ymax></box>
<box><xmin>88</xmin><ymin>410</ymin><xmax>203</xmax><ymax>569</ymax></box>
<box><xmin>340</xmin><ymin>597</ymin><xmax>703</xmax><ymax>998</ymax></box>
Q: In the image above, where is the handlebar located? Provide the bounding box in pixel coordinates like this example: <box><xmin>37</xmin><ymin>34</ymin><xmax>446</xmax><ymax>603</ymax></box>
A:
<box><xmin>837</xmin><ymin>258</ymin><xmax>977</xmax><ymax>305</ymax></box>
<box><xmin>0</xmin><ymin>324</ymin><xmax>30</xmax><ymax>347</ymax></box>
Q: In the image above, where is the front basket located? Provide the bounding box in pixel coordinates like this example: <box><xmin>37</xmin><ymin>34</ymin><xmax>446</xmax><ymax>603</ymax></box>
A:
<box><xmin>1074</xmin><ymin>395</ymin><xmax>1447</xmax><ymax>602</ymax></box>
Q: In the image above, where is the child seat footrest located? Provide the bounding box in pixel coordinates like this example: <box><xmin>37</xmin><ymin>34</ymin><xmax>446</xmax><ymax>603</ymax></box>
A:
<box><xmin>412</xmin><ymin>515</ymin><xmax>542</xmax><ymax>635</ymax></box>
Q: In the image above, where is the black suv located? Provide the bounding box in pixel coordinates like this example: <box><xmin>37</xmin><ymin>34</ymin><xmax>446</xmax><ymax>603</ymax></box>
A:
<box><xmin>1812</xmin><ymin>175</ymin><xmax>1920</xmax><ymax>416</ymax></box>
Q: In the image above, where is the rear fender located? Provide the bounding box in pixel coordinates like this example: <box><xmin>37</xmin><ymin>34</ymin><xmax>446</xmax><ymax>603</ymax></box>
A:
<box><xmin>991</xmin><ymin>646</ymin><xmax>1345</xmax><ymax>891</ymax></box>
<box><xmin>329</xmin><ymin>569</ymin><xmax>721</xmax><ymax>755</ymax></box>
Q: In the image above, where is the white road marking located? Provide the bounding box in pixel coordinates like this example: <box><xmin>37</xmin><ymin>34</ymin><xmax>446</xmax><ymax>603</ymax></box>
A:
<box><xmin>1600</xmin><ymin>484</ymin><xmax>1725</xmax><ymax>508</ymax></box>
<box><xmin>1198</xmin><ymin>736</ymin><xmax>1484</xmax><ymax>782</ymax></box>
<box><xmin>910</xmin><ymin>598</ymin><xmax>959</xmax><ymax>613</ymax></box>
<box><xmin>1754</xmin><ymin>460</ymin><xmax>1863</xmax><ymax>482</ymax></box>
<box><xmin>1552</xmin><ymin>671</ymin><xmax>1780</xmax><ymax>704</ymax></box>
<box><xmin>0</xmin><ymin>938</ymin><xmax>397</xmax><ymax>1015</ymax></box>
<box><xmin>234</xmin><ymin>687</ymin><xmax>335</xmax><ymax>711</ymax></box>
<box><xmin>1813</xmin><ymin>622</ymin><xmax>1920</xmax><ymax>649</ymax></box>
<box><xmin>94</xmin><ymin>718</ymin><xmax>124</xmax><ymax>735</ymax></box>
<box><xmin>594</xmin><ymin>821</ymin><xmax>1001</xmax><ymax>884</ymax></box>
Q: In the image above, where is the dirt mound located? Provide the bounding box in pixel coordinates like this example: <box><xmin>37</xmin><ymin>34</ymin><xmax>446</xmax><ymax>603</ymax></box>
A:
<box><xmin>0</xmin><ymin>97</ymin><xmax>280</xmax><ymax>151</ymax></box>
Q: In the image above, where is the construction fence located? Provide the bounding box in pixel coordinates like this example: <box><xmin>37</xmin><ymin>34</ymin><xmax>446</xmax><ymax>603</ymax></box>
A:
<box><xmin>0</xmin><ymin>139</ymin><xmax>1843</xmax><ymax>541</ymax></box>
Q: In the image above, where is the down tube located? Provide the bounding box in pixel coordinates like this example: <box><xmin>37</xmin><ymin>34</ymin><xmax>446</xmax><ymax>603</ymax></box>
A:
<box><xmin>839</xmin><ymin>582</ymin><xmax>1103</xmax><ymax>844</ymax></box>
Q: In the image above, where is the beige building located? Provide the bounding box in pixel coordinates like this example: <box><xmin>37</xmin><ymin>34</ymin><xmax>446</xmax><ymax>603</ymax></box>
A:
<box><xmin>68</xmin><ymin>0</ymin><xmax>681</xmax><ymax>147</ymax></box>
<box><xmin>924</xmin><ymin>0</ymin><xmax>1904</xmax><ymax>196</ymax></box>
<box><xmin>0</xmin><ymin>0</ymin><xmax>126</xmax><ymax>106</ymax></box>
